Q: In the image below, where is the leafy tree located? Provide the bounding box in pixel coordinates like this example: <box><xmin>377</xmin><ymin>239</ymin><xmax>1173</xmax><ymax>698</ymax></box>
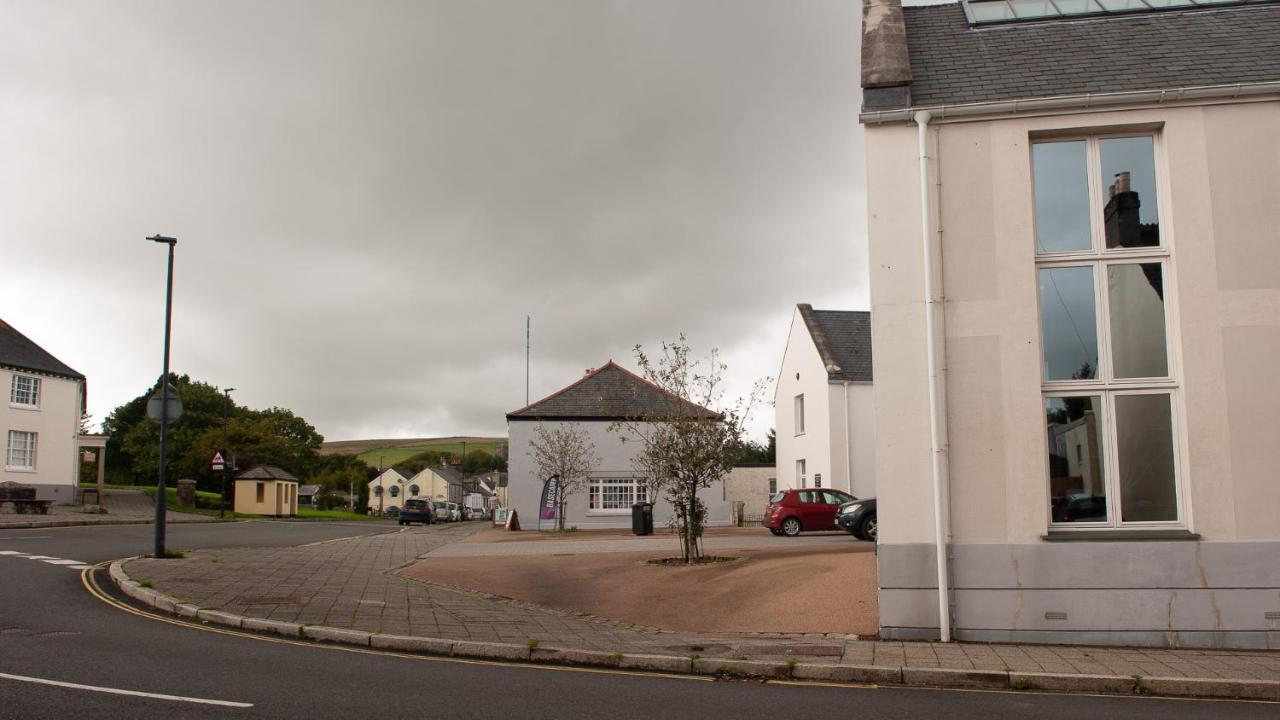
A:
<box><xmin>611</xmin><ymin>337</ymin><xmax>767</xmax><ymax>562</ymax></box>
<box><xmin>528</xmin><ymin>422</ymin><xmax>600</xmax><ymax>532</ymax></box>
<box><xmin>732</xmin><ymin>428</ymin><xmax>776</xmax><ymax>464</ymax></box>
<box><xmin>102</xmin><ymin>374</ymin><xmax>328</xmax><ymax>492</ymax></box>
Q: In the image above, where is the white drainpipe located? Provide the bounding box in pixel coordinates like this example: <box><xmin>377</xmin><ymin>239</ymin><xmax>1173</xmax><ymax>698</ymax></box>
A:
<box><xmin>843</xmin><ymin>381</ymin><xmax>853</xmax><ymax>495</ymax></box>
<box><xmin>916</xmin><ymin>109</ymin><xmax>951</xmax><ymax>642</ymax></box>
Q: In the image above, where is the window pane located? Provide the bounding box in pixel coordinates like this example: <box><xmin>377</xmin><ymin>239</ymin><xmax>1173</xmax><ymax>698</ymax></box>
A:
<box><xmin>1039</xmin><ymin>266</ymin><xmax>1099</xmax><ymax>380</ymax></box>
<box><xmin>1101</xmin><ymin>136</ymin><xmax>1160</xmax><ymax>249</ymax></box>
<box><xmin>1033</xmin><ymin>141</ymin><xmax>1092</xmax><ymax>253</ymax></box>
<box><xmin>1109</xmin><ymin>263</ymin><xmax>1168</xmax><ymax>378</ymax></box>
<box><xmin>1117</xmin><ymin>394</ymin><xmax>1178</xmax><ymax>522</ymax></box>
<box><xmin>1046</xmin><ymin>396</ymin><xmax>1107</xmax><ymax>523</ymax></box>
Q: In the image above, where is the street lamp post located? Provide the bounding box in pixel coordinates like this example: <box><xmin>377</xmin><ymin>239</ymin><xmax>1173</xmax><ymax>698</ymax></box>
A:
<box><xmin>149</xmin><ymin>234</ymin><xmax>177</xmax><ymax>558</ymax></box>
<box><xmin>221</xmin><ymin>388</ymin><xmax>235</xmax><ymax>519</ymax></box>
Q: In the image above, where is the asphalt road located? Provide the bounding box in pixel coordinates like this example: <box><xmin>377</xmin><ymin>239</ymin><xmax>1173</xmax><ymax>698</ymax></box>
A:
<box><xmin>1</xmin><ymin>522</ymin><xmax>1275</xmax><ymax>719</ymax></box>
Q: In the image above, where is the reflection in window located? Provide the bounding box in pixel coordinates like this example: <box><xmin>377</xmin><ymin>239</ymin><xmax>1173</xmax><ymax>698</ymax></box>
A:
<box><xmin>1116</xmin><ymin>394</ymin><xmax>1178</xmax><ymax>522</ymax></box>
<box><xmin>1101</xmin><ymin>137</ymin><xmax>1160</xmax><ymax>249</ymax></box>
<box><xmin>1033</xmin><ymin>141</ymin><xmax>1092</xmax><ymax>253</ymax></box>
<box><xmin>1046</xmin><ymin>396</ymin><xmax>1108</xmax><ymax>523</ymax></box>
<box><xmin>1039</xmin><ymin>266</ymin><xmax>1098</xmax><ymax>381</ymax></box>
<box><xmin>1109</xmin><ymin>263</ymin><xmax>1168</xmax><ymax>378</ymax></box>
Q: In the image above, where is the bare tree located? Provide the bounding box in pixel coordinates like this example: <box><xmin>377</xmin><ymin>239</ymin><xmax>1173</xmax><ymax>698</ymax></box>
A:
<box><xmin>528</xmin><ymin>422</ymin><xmax>600</xmax><ymax>531</ymax></box>
<box><xmin>612</xmin><ymin>336</ymin><xmax>767</xmax><ymax>563</ymax></box>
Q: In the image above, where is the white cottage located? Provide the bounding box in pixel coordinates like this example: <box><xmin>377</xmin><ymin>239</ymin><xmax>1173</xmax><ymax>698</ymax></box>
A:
<box><xmin>1</xmin><ymin>319</ymin><xmax>105</xmax><ymax>503</ymax></box>
<box><xmin>774</xmin><ymin>304</ymin><xmax>875</xmax><ymax>499</ymax></box>
<box><xmin>506</xmin><ymin>361</ymin><xmax>731</xmax><ymax>530</ymax></box>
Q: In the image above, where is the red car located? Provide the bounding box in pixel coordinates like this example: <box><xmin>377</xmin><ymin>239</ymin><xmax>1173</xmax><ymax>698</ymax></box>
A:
<box><xmin>764</xmin><ymin>488</ymin><xmax>857</xmax><ymax>536</ymax></box>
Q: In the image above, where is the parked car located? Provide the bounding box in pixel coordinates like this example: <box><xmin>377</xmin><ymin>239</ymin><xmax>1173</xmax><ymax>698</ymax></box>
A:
<box><xmin>447</xmin><ymin>502</ymin><xmax>461</xmax><ymax>522</ymax></box>
<box><xmin>1051</xmin><ymin>491</ymin><xmax>1106</xmax><ymax>523</ymax></box>
<box><xmin>836</xmin><ymin>498</ymin><xmax>877</xmax><ymax>541</ymax></box>
<box><xmin>432</xmin><ymin>501</ymin><xmax>451</xmax><ymax>522</ymax></box>
<box><xmin>764</xmin><ymin>488</ymin><xmax>857</xmax><ymax>537</ymax></box>
<box><xmin>398</xmin><ymin>499</ymin><xmax>434</xmax><ymax>526</ymax></box>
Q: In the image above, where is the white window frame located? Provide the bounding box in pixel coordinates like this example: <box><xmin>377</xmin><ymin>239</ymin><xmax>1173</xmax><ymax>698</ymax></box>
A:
<box><xmin>5</xmin><ymin>430</ymin><xmax>37</xmax><ymax>471</ymax></box>
<box><xmin>796</xmin><ymin>459</ymin><xmax>806</xmax><ymax>488</ymax></box>
<box><xmin>794</xmin><ymin>394</ymin><xmax>805</xmax><ymax>435</ymax></box>
<box><xmin>586</xmin><ymin>476</ymin><xmax>648</xmax><ymax>514</ymax></box>
<box><xmin>1033</xmin><ymin>131</ymin><xmax>1186</xmax><ymax>530</ymax></box>
<box><xmin>9</xmin><ymin>374</ymin><xmax>40</xmax><ymax>409</ymax></box>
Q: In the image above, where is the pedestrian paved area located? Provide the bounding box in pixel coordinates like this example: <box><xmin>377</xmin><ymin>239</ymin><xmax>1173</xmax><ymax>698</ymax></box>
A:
<box><xmin>124</xmin><ymin>524</ymin><xmax>1280</xmax><ymax>681</ymax></box>
<box><xmin>0</xmin><ymin>489</ymin><xmax>216</xmax><ymax>528</ymax></box>
<box><xmin>426</xmin><ymin>531</ymin><xmax>854</xmax><ymax>558</ymax></box>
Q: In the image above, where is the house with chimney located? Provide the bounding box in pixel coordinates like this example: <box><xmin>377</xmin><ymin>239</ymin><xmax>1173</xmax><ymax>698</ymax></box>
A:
<box><xmin>774</xmin><ymin>304</ymin><xmax>875</xmax><ymax>499</ymax></box>
<box><xmin>859</xmin><ymin>0</ymin><xmax>1280</xmax><ymax>647</ymax></box>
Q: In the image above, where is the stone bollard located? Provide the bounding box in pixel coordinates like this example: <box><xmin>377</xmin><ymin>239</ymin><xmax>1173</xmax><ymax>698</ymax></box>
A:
<box><xmin>176</xmin><ymin>479</ymin><xmax>198</xmax><ymax>508</ymax></box>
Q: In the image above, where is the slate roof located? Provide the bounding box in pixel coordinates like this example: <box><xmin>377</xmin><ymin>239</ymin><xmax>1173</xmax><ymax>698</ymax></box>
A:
<box><xmin>298</xmin><ymin>484</ymin><xmax>321</xmax><ymax>496</ymax></box>
<box><xmin>867</xmin><ymin>2</ymin><xmax>1280</xmax><ymax>111</ymax></box>
<box><xmin>235</xmin><ymin>465</ymin><xmax>299</xmax><ymax>481</ymax></box>
<box><xmin>507</xmin><ymin>361</ymin><xmax>721</xmax><ymax>421</ymax></box>
<box><xmin>797</xmin><ymin>305</ymin><xmax>873</xmax><ymax>383</ymax></box>
<box><xmin>0</xmin><ymin>319</ymin><xmax>84</xmax><ymax>380</ymax></box>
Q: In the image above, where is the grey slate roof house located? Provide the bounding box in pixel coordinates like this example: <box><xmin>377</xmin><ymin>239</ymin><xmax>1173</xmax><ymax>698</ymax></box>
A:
<box><xmin>775</xmin><ymin>305</ymin><xmax>875</xmax><ymax>498</ymax></box>
<box><xmin>2</xmin><ymin>319</ymin><xmax>102</xmax><ymax>502</ymax></box>
<box><xmin>0</xmin><ymin>320</ymin><xmax>86</xmax><ymax>382</ymax></box>
<box><xmin>797</xmin><ymin>305</ymin><xmax>873</xmax><ymax>382</ymax></box>
<box><xmin>505</xmin><ymin>361</ymin><xmax>731</xmax><ymax>530</ymax></box>
<box><xmin>860</xmin><ymin>0</ymin><xmax>1280</xmax><ymax>648</ymax></box>
<box><xmin>506</xmin><ymin>361</ymin><xmax>721</xmax><ymax>422</ymax></box>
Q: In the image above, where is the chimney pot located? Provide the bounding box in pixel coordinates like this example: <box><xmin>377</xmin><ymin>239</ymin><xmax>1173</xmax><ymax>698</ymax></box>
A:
<box><xmin>1115</xmin><ymin>171</ymin><xmax>1131</xmax><ymax>194</ymax></box>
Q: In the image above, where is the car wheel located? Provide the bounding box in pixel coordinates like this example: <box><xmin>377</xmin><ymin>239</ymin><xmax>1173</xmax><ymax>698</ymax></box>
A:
<box><xmin>858</xmin><ymin>513</ymin><xmax>877</xmax><ymax>542</ymax></box>
<box><xmin>781</xmin><ymin>517</ymin><xmax>802</xmax><ymax>537</ymax></box>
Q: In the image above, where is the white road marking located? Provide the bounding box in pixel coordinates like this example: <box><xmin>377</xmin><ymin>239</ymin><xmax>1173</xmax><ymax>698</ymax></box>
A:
<box><xmin>0</xmin><ymin>671</ymin><xmax>254</xmax><ymax>708</ymax></box>
<box><xmin>1</xmin><ymin>550</ymin><xmax>91</xmax><ymax>568</ymax></box>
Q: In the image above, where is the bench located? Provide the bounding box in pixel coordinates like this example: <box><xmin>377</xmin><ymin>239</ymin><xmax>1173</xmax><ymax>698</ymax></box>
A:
<box><xmin>0</xmin><ymin>482</ymin><xmax>50</xmax><ymax>514</ymax></box>
<box><xmin>0</xmin><ymin>499</ymin><xmax>52</xmax><ymax>514</ymax></box>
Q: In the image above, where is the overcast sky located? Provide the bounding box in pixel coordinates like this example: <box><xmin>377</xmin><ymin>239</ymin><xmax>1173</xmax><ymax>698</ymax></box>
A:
<box><xmin>1</xmin><ymin>0</ymin><xmax>867</xmax><ymax>443</ymax></box>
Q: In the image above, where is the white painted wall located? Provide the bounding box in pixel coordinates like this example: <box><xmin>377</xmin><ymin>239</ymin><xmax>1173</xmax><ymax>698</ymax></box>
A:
<box><xmin>828</xmin><ymin>381</ymin><xmax>876</xmax><ymax>499</ymax></box>
<box><xmin>774</xmin><ymin>309</ymin><xmax>875</xmax><ymax>497</ymax></box>
<box><xmin>774</xmin><ymin>309</ymin><xmax>833</xmax><ymax>491</ymax></box>
<box><xmin>508</xmin><ymin>419</ymin><xmax>731</xmax><ymax>530</ymax></box>
<box><xmin>1</xmin><ymin>368</ymin><xmax>81</xmax><ymax>503</ymax></box>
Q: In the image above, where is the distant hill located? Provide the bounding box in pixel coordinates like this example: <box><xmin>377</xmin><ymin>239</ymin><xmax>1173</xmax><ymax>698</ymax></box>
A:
<box><xmin>321</xmin><ymin>436</ymin><xmax>507</xmax><ymax>468</ymax></box>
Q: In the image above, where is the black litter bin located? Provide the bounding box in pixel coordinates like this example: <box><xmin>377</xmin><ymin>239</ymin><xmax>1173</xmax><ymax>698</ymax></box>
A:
<box><xmin>631</xmin><ymin>502</ymin><xmax>654</xmax><ymax>536</ymax></box>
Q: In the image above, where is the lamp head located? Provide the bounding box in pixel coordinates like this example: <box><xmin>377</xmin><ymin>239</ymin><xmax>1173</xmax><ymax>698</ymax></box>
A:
<box><xmin>147</xmin><ymin>234</ymin><xmax>177</xmax><ymax>245</ymax></box>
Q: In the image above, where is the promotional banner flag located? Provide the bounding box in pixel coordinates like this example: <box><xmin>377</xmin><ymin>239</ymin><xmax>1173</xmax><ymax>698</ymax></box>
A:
<box><xmin>539</xmin><ymin>475</ymin><xmax>560</xmax><ymax>521</ymax></box>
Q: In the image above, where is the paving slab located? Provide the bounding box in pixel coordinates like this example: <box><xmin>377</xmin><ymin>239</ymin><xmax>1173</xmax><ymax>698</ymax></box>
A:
<box><xmin>115</xmin><ymin>522</ymin><xmax>1280</xmax><ymax>701</ymax></box>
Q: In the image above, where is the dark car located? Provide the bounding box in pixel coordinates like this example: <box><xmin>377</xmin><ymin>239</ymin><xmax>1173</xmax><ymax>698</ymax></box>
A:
<box><xmin>836</xmin><ymin>498</ymin><xmax>877</xmax><ymax>541</ymax></box>
<box><xmin>764</xmin><ymin>488</ymin><xmax>857</xmax><ymax>537</ymax></box>
<box><xmin>398</xmin><ymin>499</ymin><xmax>434</xmax><ymax>526</ymax></box>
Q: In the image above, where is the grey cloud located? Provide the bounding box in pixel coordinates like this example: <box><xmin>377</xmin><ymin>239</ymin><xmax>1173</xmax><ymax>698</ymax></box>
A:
<box><xmin>2</xmin><ymin>0</ymin><xmax>865</xmax><ymax>442</ymax></box>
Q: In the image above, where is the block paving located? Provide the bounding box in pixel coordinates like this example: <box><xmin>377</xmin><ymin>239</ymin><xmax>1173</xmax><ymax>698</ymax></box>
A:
<box><xmin>125</xmin><ymin>523</ymin><xmax>1280</xmax><ymax>682</ymax></box>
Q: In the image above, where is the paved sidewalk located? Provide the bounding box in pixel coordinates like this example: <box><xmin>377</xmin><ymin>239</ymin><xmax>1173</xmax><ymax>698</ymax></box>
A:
<box><xmin>0</xmin><ymin>489</ymin><xmax>216</xmax><ymax>529</ymax></box>
<box><xmin>119</xmin><ymin>524</ymin><xmax>1280</xmax><ymax>699</ymax></box>
<box><xmin>426</xmin><ymin>532</ymin><xmax>854</xmax><ymax>558</ymax></box>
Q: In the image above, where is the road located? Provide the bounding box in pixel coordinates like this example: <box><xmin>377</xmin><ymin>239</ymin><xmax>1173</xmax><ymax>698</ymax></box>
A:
<box><xmin>1</xmin><ymin>521</ymin><xmax>1274</xmax><ymax>719</ymax></box>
